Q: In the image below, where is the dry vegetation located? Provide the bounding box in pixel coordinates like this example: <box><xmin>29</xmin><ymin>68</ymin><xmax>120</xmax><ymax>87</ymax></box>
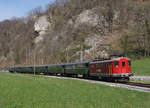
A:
<box><xmin>0</xmin><ymin>0</ymin><xmax>150</xmax><ymax>68</ymax></box>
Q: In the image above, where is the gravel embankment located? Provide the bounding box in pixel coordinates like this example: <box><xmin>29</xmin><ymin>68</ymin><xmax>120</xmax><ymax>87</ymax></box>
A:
<box><xmin>0</xmin><ymin>70</ymin><xmax>9</xmax><ymax>73</ymax></box>
<box><xmin>131</xmin><ymin>76</ymin><xmax>150</xmax><ymax>80</ymax></box>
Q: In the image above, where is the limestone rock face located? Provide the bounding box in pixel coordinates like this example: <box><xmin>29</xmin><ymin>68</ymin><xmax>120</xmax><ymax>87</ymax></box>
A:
<box><xmin>34</xmin><ymin>35</ymin><xmax>45</xmax><ymax>44</ymax></box>
<box><xmin>34</xmin><ymin>16</ymin><xmax>51</xmax><ymax>43</ymax></box>
<box><xmin>73</xmin><ymin>9</ymin><xmax>110</xmax><ymax>58</ymax></box>
<box><xmin>84</xmin><ymin>35</ymin><xmax>109</xmax><ymax>59</ymax></box>
<box><xmin>75</xmin><ymin>10</ymin><xmax>99</xmax><ymax>27</ymax></box>
<box><xmin>34</xmin><ymin>16</ymin><xmax>51</xmax><ymax>34</ymax></box>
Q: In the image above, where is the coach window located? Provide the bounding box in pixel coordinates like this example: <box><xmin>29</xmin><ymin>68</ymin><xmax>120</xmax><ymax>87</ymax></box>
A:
<box><xmin>122</xmin><ymin>62</ymin><xmax>125</xmax><ymax>67</ymax></box>
<box><xmin>114</xmin><ymin>61</ymin><xmax>119</xmax><ymax>67</ymax></box>
<box><xmin>86</xmin><ymin>63</ymin><xmax>89</xmax><ymax>67</ymax></box>
<box><xmin>73</xmin><ymin>65</ymin><xmax>75</xmax><ymax>69</ymax></box>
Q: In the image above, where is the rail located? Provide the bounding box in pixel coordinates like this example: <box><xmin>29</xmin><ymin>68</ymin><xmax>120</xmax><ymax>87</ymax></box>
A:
<box><xmin>121</xmin><ymin>82</ymin><xmax>150</xmax><ymax>88</ymax></box>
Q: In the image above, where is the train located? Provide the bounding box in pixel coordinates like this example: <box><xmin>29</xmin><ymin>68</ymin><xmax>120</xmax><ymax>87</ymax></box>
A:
<box><xmin>9</xmin><ymin>57</ymin><xmax>133</xmax><ymax>81</ymax></box>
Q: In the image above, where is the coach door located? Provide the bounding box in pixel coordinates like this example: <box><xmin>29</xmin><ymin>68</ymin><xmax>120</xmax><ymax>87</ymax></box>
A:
<box><xmin>114</xmin><ymin>61</ymin><xmax>120</xmax><ymax>74</ymax></box>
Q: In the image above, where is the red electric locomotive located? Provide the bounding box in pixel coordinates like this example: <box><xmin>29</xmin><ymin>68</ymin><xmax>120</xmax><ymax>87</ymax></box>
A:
<box><xmin>89</xmin><ymin>57</ymin><xmax>133</xmax><ymax>81</ymax></box>
<box><xmin>9</xmin><ymin>57</ymin><xmax>133</xmax><ymax>82</ymax></box>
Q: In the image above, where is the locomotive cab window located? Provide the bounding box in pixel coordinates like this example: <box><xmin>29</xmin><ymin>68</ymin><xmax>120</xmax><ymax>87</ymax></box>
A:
<box><xmin>128</xmin><ymin>61</ymin><xmax>131</xmax><ymax>66</ymax></box>
<box><xmin>122</xmin><ymin>62</ymin><xmax>125</xmax><ymax>67</ymax></box>
<box><xmin>114</xmin><ymin>61</ymin><xmax>119</xmax><ymax>67</ymax></box>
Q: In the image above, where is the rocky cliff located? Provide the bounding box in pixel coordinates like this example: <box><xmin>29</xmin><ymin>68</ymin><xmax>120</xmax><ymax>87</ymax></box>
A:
<box><xmin>33</xmin><ymin>8</ymin><xmax>119</xmax><ymax>60</ymax></box>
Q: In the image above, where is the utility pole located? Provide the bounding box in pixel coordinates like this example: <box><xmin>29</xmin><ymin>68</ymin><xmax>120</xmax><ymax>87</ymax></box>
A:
<box><xmin>34</xmin><ymin>49</ymin><xmax>36</xmax><ymax>75</ymax></box>
<box><xmin>41</xmin><ymin>50</ymin><xmax>44</xmax><ymax>65</ymax></box>
<box><xmin>26</xmin><ymin>47</ymin><xmax>28</xmax><ymax>65</ymax></box>
<box><xmin>66</xmin><ymin>48</ymin><xmax>69</xmax><ymax>63</ymax></box>
<box><xmin>80</xmin><ymin>45</ymin><xmax>83</xmax><ymax>62</ymax></box>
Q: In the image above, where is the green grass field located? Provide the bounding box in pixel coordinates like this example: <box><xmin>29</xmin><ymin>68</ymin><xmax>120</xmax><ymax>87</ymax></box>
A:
<box><xmin>132</xmin><ymin>57</ymin><xmax>150</xmax><ymax>76</ymax></box>
<box><xmin>0</xmin><ymin>73</ymin><xmax>150</xmax><ymax>108</ymax></box>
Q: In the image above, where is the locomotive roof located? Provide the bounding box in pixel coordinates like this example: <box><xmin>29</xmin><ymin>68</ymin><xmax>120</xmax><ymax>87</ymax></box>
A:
<box><xmin>112</xmin><ymin>57</ymin><xmax>130</xmax><ymax>61</ymax></box>
<box><xmin>90</xmin><ymin>57</ymin><xmax>130</xmax><ymax>64</ymax></box>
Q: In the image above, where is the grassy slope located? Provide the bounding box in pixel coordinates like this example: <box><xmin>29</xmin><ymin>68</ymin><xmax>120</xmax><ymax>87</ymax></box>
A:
<box><xmin>132</xmin><ymin>57</ymin><xmax>150</xmax><ymax>76</ymax></box>
<box><xmin>0</xmin><ymin>73</ymin><xmax>150</xmax><ymax>108</ymax></box>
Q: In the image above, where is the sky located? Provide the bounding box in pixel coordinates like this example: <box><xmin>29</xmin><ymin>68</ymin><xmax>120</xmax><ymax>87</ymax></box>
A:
<box><xmin>0</xmin><ymin>0</ymin><xmax>54</xmax><ymax>21</ymax></box>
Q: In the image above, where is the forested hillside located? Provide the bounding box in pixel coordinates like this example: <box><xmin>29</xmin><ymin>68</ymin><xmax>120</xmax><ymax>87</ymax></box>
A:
<box><xmin>0</xmin><ymin>0</ymin><xmax>150</xmax><ymax>68</ymax></box>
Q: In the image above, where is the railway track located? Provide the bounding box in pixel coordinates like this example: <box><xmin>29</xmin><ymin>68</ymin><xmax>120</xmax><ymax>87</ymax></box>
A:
<box><xmin>122</xmin><ymin>82</ymin><xmax>150</xmax><ymax>88</ymax></box>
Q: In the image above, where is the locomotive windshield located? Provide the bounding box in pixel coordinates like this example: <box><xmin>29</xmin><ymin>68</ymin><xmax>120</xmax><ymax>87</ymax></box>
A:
<box><xmin>122</xmin><ymin>62</ymin><xmax>125</xmax><ymax>67</ymax></box>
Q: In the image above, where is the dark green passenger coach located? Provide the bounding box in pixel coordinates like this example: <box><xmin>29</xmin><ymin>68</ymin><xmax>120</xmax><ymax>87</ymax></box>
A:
<box><xmin>9</xmin><ymin>62</ymin><xmax>90</xmax><ymax>77</ymax></box>
<box><xmin>64</xmin><ymin>62</ymin><xmax>89</xmax><ymax>76</ymax></box>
